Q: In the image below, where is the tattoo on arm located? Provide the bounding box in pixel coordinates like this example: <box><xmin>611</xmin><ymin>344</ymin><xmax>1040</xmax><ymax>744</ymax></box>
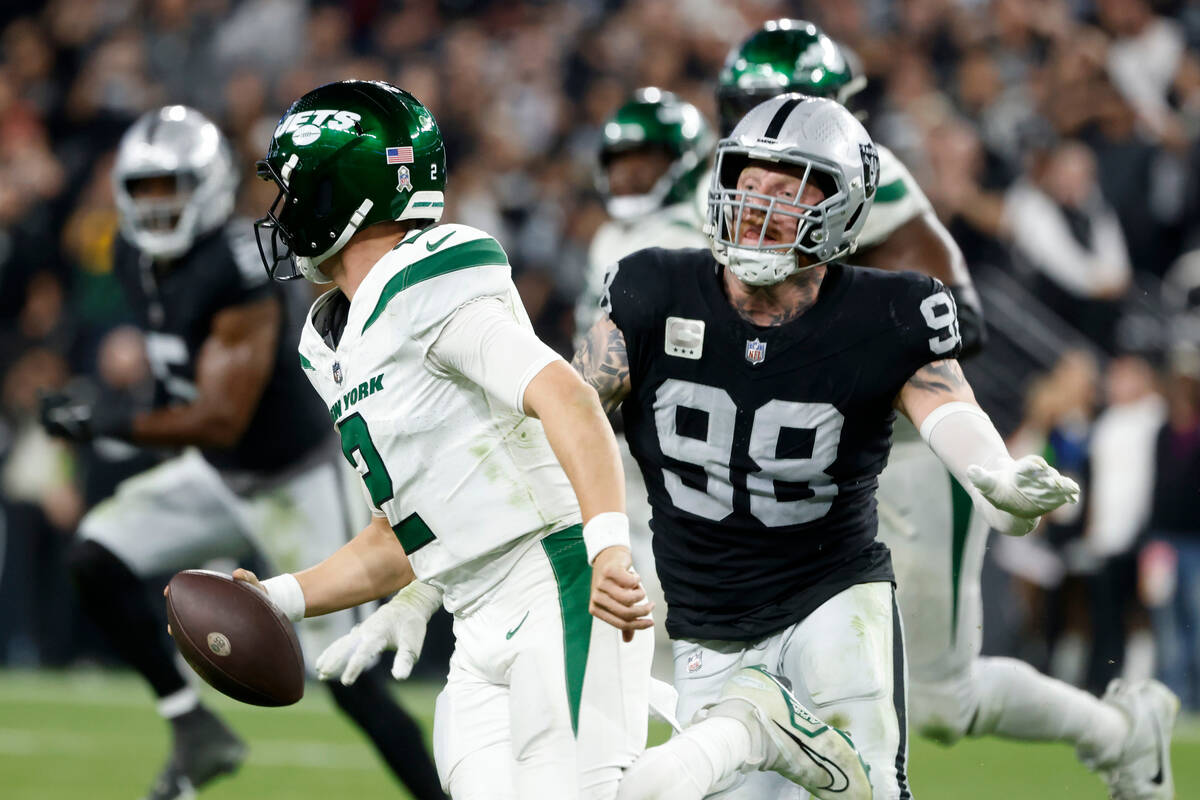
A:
<box><xmin>571</xmin><ymin>315</ymin><xmax>631</xmax><ymax>415</ymax></box>
<box><xmin>905</xmin><ymin>359</ymin><xmax>969</xmax><ymax>398</ymax></box>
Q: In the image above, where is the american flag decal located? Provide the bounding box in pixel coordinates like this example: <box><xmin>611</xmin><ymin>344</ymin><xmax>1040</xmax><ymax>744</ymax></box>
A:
<box><xmin>386</xmin><ymin>146</ymin><xmax>414</xmax><ymax>164</ymax></box>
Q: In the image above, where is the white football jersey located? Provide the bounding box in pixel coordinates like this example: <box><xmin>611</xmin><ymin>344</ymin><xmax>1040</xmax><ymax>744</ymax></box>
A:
<box><xmin>299</xmin><ymin>223</ymin><xmax>581</xmax><ymax>612</ymax></box>
<box><xmin>576</xmin><ymin>201</ymin><xmax>708</xmax><ymax>341</ymax></box>
<box><xmin>856</xmin><ymin>144</ymin><xmax>933</xmax><ymax>249</ymax></box>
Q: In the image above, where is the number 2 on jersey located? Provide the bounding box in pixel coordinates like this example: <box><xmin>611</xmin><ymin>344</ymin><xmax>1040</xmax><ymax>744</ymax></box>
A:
<box><xmin>337</xmin><ymin>412</ymin><xmax>393</xmax><ymax>508</ymax></box>
<box><xmin>654</xmin><ymin>379</ymin><xmax>844</xmax><ymax>526</ymax></box>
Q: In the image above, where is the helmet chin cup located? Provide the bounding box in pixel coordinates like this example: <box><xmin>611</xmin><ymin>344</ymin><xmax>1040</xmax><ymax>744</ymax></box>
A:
<box><xmin>713</xmin><ymin>241</ymin><xmax>802</xmax><ymax>286</ymax></box>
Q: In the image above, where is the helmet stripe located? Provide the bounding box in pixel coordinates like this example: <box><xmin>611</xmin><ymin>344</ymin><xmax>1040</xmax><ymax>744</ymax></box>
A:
<box><xmin>763</xmin><ymin>96</ymin><xmax>804</xmax><ymax>139</ymax></box>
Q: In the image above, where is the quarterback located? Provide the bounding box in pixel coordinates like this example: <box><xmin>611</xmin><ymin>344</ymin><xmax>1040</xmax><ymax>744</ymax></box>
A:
<box><xmin>40</xmin><ymin>106</ymin><xmax>443</xmax><ymax>800</ymax></box>
<box><xmin>713</xmin><ymin>19</ymin><xmax>1178</xmax><ymax>799</ymax></box>
<box><xmin>574</xmin><ymin>94</ymin><xmax>1080</xmax><ymax>800</ymax></box>
<box><xmin>241</xmin><ymin>80</ymin><xmax>872</xmax><ymax>800</ymax></box>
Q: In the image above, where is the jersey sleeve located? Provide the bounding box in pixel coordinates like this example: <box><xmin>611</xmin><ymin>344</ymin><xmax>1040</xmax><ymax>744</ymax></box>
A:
<box><xmin>426</xmin><ymin>297</ymin><xmax>562</xmax><ymax>414</ymax></box>
<box><xmin>215</xmin><ymin>220</ymin><xmax>275</xmax><ymax>306</ymax></box>
<box><xmin>895</xmin><ymin>274</ymin><xmax>963</xmax><ymax>376</ymax></box>
<box><xmin>601</xmin><ymin>248</ymin><xmax>670</xmax><ymax>372</ymax></box>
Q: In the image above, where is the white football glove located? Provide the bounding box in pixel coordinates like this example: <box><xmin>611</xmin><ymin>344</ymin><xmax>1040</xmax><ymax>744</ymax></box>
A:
<box><xmin>315</xmin><ymin>581</ymin><xmax>443</xmax><ymax>686</ymax></box>
<box><xmin>967</xmin><ymin>454</ymin><xmax>1081</xmax><ymax>535</ymax></box>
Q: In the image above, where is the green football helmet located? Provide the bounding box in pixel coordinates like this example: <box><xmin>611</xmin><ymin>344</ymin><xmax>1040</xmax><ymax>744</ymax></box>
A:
<box><xmin>717</xmin><ymin>19</ymin><xmax>865</xmax><ymax>135</ymax></box>
<box><xmin>597</xmin><ymin>87</ymin><xmax>714</xmax><ymax>220</ymax></box>
<box><xmin>255</xmin><ymin>80</ymin><xmax>446</xmax><ymax>282</ymax></box>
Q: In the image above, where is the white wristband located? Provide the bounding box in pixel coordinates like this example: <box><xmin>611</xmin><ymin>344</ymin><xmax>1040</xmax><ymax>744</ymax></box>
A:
<box><xmin>261</xmin><ymin>573</ymin><xmax>306</xmax><ymax>623</ymax></box>
<box><xmin>583</xmin><ymin>512</ymin><xmax>631</xmax><ymax>564</ymax></box>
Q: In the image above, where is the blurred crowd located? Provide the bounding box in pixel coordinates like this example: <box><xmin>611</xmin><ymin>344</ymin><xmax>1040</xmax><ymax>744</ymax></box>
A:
<box><xmin>1</xmin><ymin>0</ymin><xmax>1199</xmax><ymax>709</ymax></box>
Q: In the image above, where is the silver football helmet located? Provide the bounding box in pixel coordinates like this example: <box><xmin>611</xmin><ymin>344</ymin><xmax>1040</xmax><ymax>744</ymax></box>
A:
<box><xmin>113</xmin><ymin>106</ymin><xmax>238</xmax><ymax>260</ymax></box>
<box><xmin>705</xmin><ymin>94</ymin><xmax>878</xmax><ymax>285</ymax></box>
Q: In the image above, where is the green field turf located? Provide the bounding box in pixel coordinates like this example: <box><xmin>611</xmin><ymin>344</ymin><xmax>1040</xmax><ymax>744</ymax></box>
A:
<box><xmin>0</xmin><ymin>669</ymin><xmax>1194</xmax><ymax>799</ymax></box>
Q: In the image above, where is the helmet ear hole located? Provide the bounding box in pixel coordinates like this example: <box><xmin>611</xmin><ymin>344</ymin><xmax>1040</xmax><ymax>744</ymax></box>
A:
<box><xmin>313</xmin><ymin>177</ymin><xmax>334</xmax><ymax>219</ymax></box>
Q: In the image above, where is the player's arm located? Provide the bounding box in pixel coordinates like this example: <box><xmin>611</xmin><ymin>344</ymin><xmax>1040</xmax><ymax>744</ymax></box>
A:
<box><xmin>856</xmin><ymin>212</ymin><xmax>985</xmax><ymax>357</ymax></box>
<box><xmin>571</xmin><ymin>312</ymin><xmax>632</xmax><ymax>415</ymax></box>
<box><xmin>894</xmin><ymin>361</ymin><xmax>1079</xmax><ymax>535</ymax></box>
<box><xmin>43</xmin><ymin>294</ymin><xmax>283</xmax><ymax>447</ymax></box>
<box><xmin>427</xmin><ymin>298</ymin><xmax>652</xmax><ymax>639</ymax></box>
<box><xmin>127</xmin><ymin>295</ymin><xmax>280</xmax><ymax>448</ymax></box>
<box><xmin>234</xmin><ymin>514</ymin><xmax>416</xmax><ymax>619</ymax></box>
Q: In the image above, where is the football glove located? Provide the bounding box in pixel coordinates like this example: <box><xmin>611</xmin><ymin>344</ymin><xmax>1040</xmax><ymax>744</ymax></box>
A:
<box><xmin>967</xmin><ymin>454</ymin><xmax>1081</xmax><ymax>521</ymax></box>
<box><xmin>38</xmin><ymin>388</ymin><xmax>134</xmax><ymax>442</ymax></box>
<box><xmin>315</xmin><ymin>580</ymin><xmax>443</xmax><ymax>685</ymax></box>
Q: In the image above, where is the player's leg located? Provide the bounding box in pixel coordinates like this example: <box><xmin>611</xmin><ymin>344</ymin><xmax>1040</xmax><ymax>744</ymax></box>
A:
<box><xmin>237</xmin><ymin>451</ymin><xmax>445</xmax><ymax>799</ymax></box>
<box><xmin>622</xmin><ymin>637</ymin><xmax>867</xmax><ymax>800</ymax></box>
<box><xmin>781</xmin><ymin>581</ymin><xmax>910</xmax><ymax>800</ymax></box>
<box><xmin>69</xmin><ymin>451</ymin><xmax>250</xmax><ymax>799</ymax></box>
<box><xmin>881</xmin><ymin>440</ymin><xmax>1176</xmax><ymax>797</ymax></box>
<box><xmin>432</xmin><ymin>633</ymin><xmax>517</xmax><ymax>800</ymax></box>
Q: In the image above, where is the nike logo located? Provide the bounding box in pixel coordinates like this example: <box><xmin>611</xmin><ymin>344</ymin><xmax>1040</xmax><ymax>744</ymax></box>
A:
<box><xmin>425</xmin><ymin>232</ymin><xmax>454</xmax><ymax>251</ymax></box>
<box><xmin>506</xmin><ymin>611</ymin><xmax>530</xmax><ymax>640</ymax></box>
<box><xmin>773</xmin><ymin>721</ymin><xmax>850</xmax><ymax>792</ymax></box>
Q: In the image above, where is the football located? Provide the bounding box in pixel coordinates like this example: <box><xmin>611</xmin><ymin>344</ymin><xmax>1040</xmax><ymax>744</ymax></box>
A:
<box><xmin>165</xmin><ymin>569</ymin><xmax>305</xmax><ymax>707</ymax></box>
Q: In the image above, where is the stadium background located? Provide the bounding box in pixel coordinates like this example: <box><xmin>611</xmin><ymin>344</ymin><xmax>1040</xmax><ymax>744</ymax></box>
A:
<box><xmin>0</xmin><ymin>0</ymin><xmax>1198</xmax><ymax>797</ymax></box>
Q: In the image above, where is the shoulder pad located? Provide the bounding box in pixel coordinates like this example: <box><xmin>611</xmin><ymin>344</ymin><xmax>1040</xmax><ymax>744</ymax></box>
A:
<box><xmin>357</xmin><ymin>224</ymin><xmax>513</xmax><ymax>338</ymax></box>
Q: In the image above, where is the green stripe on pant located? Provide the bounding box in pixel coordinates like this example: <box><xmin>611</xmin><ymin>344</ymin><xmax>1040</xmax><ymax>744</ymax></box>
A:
<box><xmin>541</xmin><ymin>524</ymin><xmax>591</xmax><ymax>735</ymax></box>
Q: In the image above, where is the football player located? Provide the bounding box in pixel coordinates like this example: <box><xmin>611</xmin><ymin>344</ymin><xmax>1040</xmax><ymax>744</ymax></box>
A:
<box><xmin>714</xmin><ymin>19</ymin><xmax>1178</xmax><ymax>800</ymax></box>
<box><xmin>39</xmin><ymin>107</ymin><xmax>445</xmax><ymax>800</ymax></box>
<box><xmin>573</xmin><ymin>94</ymin><xmax>1081</xmax><ymax>800</ymax></box>
<box><xmin>240</xmin><ymin>79</ymin><xmax>873</xmax><ymax>800</ymax></box>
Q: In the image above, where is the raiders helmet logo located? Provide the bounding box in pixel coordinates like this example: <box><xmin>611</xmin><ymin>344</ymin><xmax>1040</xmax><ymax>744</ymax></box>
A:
<box><xmin>859</xmin><ymin>142</ymin><xmax>880</xmax><ymax>199</ymax></box>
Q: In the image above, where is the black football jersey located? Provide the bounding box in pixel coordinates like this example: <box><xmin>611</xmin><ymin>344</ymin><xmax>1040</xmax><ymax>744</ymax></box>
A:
<box><xmin>605</xmin><ymin>248</ymin><xmax>962</xmax><ymax>641</ymax></box>
<box><xmin>112</xmin><ymin>222</ymin><xmax>330</xmax><ymax>475</ymax></box>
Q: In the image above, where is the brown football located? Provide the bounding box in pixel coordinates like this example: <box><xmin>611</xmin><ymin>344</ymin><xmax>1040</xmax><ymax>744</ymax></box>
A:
<box><xmin>166</xmin><ymin>569</ymin><xmax>305</xmax><ymax>707</ymax></box>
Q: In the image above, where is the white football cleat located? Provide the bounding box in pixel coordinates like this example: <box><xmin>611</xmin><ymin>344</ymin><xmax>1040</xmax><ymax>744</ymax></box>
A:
<box><xmin>1100</xmin><ymin>678</ymin><xmax>1178</xmax><ymax>800</ymax></box>
<box><xmin>704</xmin><ymin>665</ymin><xmax>872</xmax><ymax>800</ymax></box>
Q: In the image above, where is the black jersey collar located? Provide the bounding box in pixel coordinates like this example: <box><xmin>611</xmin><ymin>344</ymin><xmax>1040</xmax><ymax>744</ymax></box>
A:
<box><xmin>703</xmin><ymin>260</ymin><xmax>851</xmax><ymax>354</ymax></box>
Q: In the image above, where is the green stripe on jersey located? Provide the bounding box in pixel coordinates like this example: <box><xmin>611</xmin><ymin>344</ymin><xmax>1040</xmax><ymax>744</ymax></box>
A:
<box><xmin>541</xmin><ymin>525</ymin><xmax>590</xmax><ymax>735</ymax></box>
<box><xmin>362</xmin><ymin>238</ymin><xmax>508</xmax><ymax>333</ymax></box>
<box><xmin>394</xmin><ymin>512</ymin><xmax>436</xmax><ymax>555</ymax></box>
<box><xmin>875</xmin><ymin>178</ymin><xmax>908</xmax><ymax>204</ymax></box>
<box><xmin>949</xmin><ymin>476</ymin><xmax>973</xmax><ymax>644</ymax></box>
<box><xmin>299</xmin><ymin>353</ymin><xmax>315</xmax><ymax>372</ymax></box>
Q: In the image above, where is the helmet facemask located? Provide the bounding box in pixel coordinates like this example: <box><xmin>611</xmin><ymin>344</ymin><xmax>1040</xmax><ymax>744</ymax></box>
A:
<box><xmin>121</xmin><ymin>172</ymin><xmax>201</xmax><ymax>255</ymax></box>
<box><xmin>112</xmin><ymin>106</ymin><xmax>237</xmax><ymax>261</ymax></box>
<box><xmin>707</xmin><ymin>147</ymin><xmax>853</xmax><ymax>286</ymax></box>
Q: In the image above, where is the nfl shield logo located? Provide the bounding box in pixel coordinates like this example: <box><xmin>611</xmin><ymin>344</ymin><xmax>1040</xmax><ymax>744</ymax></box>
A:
<box><xmin>332</xmin><ymin>361</ymin><xmax>344</xmax><ymax>384</ymax></box>
<box><xmin>745</xmin><ymin>338</ymin><xmax>767</xmax><ymax>365</ymax></box>
<box><xmin>687</xmin><ymin>651</ymin><xmax>702</xmax><ymax>673</ymax></box>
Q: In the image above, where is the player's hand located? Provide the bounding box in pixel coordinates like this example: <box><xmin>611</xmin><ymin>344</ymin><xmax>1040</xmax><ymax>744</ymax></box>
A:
<box><xmin>316</xmin><ymin>581</ymin><xmax>442</xmax><ymax>685</ymax></box>
<box><xmin>232</xmin><ymin>568</ymin><xmax>265</xmax><ymax>594</ymax></box>
<box><xmin>38</xmin><ymin>388</ymin><xmax>133</xmax><ymax>442</ymax></box>
<box><xmin>968</xmin><ymin>454</ymin><xmax>1080</xmax><ymax>519</ymax></box>
<box><xmin>589</xmin><ymin>545</ymin><xmax>653</xmax><ymax>643</ymax></box>
<box><xmin>39</xmin><ymin>391</ymin><xmax>95</xmax><ymax>441</ymax></box>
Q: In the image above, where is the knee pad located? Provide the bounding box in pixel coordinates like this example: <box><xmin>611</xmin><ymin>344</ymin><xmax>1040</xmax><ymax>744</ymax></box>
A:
<box><xmin>908</xmin><ymin>671</ymin><xmax>979</xmax><ymax>745</ymax></box>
